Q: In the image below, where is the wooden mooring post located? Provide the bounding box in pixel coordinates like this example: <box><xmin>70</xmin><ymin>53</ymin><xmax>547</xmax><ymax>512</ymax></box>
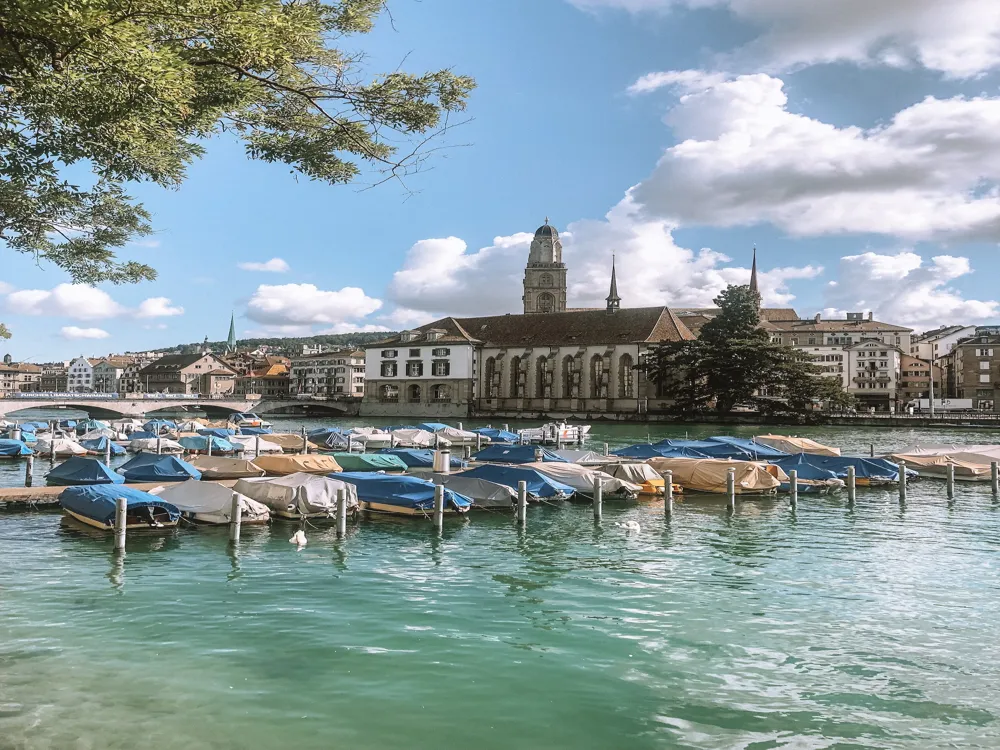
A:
<box><xmin>663</xmin><ymin>470</ymin><xmax>673</xmax><ymax>517</ymax></box>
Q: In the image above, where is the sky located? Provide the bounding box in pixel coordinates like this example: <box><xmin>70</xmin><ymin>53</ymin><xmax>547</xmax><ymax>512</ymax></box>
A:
<box><xmin>5</xmin><ymin>0</ymin><xmax>1000</xmax><ymax>361</ymax></box>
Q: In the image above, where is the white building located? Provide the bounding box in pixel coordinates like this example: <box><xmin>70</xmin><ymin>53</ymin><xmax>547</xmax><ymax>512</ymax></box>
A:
<box><xmin>67</xmin><ymin>356</ymin><xmax>96</xmax><ymax>392</ymax></box>
<box><xmin>291</xmin><ymin>350</ymin><xmax>365</xmax><ymax>397</ymax></box>
<box><xmin>910</xmin><ymin>325</ymin><xmax>977</xmax><ymax>362</ymax></box>
<box><xmin>92</xmin><ymin>357</ymin><xmax>133</xmax><ymax>393</ymax></box>
<box><xmin>846</xmin><ymin>340</ymin><xmax>903</xmax><ymax>409</ymax></box>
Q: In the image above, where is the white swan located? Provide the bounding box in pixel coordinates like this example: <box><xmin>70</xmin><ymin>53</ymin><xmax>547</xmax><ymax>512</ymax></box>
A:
<box><xmin>614</xmin><ymin>520</ymin><xmax>641</xmax><ymax>533</ymax></box>
<box><xmin>289</xmin><ymin>530</ymin><xmax>307</xmax><ymax>547</ymax></box>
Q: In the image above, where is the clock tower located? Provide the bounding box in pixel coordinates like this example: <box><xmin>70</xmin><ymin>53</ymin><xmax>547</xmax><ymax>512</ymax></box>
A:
<box><xmin>522</xmin><ymin>219</ymin><xmax>567</xmax><ymax>314</ymax></box>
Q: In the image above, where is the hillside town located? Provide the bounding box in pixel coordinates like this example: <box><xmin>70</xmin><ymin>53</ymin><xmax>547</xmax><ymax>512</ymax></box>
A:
<box><xmin>2</xmin><ymin>221</ymin><xmax>998</xmax><ymax>418</ymax></box>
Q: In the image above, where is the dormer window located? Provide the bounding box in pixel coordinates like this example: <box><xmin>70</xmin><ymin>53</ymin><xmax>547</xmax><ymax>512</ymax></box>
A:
<box><xmin>400</xmin><ymin>331</ymin><xmax>418</xmax><ymax>343</ymax></box>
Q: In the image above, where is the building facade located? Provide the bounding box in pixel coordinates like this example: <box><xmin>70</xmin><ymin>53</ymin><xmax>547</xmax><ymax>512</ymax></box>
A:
<box><xmin>910</xmin><ymin>325</ymin><xmax>977</xmax><ymax>362</ymax></box>
<box><xmin>898</xmin><ymin>354</ymin><xmax>944</xmax><ymax>406</ymax></box>
<box><xmin>952</xmin><ymin>333</ymin><xmax>1000</xmax><ymax>411</ymax></box>
<box><xmin>291</xmin><ymin>350</ymin><xmax>365</xmax><ymax>397</ymax></box>
<box><xmin>66</xmin><ymin>357</ymin><xmax>97</xmax><ymax>392</ymax></box>
<box><xmin>236</xmin><ymin>358</ymin><xmax>292</xmax><ymax>398</ymax></box>
<box><xmin>92</xmin><ymin>357</ymin><xmax>134</xmax><ymax>393</ymax></box>
<box><xmin>137</xmin><ymin>354</ymin><xmax>236</xmax><ymax>395</ymax></box>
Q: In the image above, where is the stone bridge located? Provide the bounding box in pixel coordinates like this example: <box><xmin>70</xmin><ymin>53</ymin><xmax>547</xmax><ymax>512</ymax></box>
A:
<box><xmin>0</xmin><ymin>396</ymin><xmax>359</xmax><ymax>420</ymax></box>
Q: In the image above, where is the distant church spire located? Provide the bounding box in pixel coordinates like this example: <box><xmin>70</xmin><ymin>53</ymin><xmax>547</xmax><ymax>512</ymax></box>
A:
<box><xmin>606</xmin><ymin>254</ymin><xmax>621</xmax><ymax>313</ymax></box>
<box><xmin>226</xmin><ymin>312</ymin><xmax>237</xmax><ymax>352</ymax></box>
<box><xmin>749</xmin><ymin>247</ymin><xmax>759</xmax><ymax>296</ymax></box>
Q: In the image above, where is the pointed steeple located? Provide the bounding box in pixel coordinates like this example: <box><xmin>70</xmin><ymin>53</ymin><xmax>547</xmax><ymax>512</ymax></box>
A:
<box><xmin>749</xmin><ymin>247</ymin><xmax>759</xmax><ymax>296</ymax></box>
<box><xmin>606</xmin><ymin>254</ymin><xmax>621</xmax><ymax>313</ymax></box>
<box><xmin>226</xmin><ymin>312</ymin><xmax>237</xmax><ymax>352</ymax></box>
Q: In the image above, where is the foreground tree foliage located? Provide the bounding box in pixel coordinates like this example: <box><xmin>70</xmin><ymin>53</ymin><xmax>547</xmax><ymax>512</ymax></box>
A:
<box><xmin>642</xmin><ymin>285</ymin><xmax>854</xmax><ymax>417</ymax></box>
<box><xmin>0</xmin><ymin>0</ymin><xmax>475</xmax><ymax>285</ymax></box>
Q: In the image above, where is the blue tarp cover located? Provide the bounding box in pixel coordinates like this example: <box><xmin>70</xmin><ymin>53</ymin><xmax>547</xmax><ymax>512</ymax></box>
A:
<box><xmin>329</xmin><ymin>453</ymin><xmax>409</xmax><ymax>472</ymax></box>
<box><xmin>773</xmin><ymin>454</ymin><xmax>912</xmax><ymax>479</ymax></box>
<box><xmin>58</xmin><ymin>420</ymin><xmax>77</xmax><ymax>429</ymax></box>
<box><xmin>471</xmin><ymin>427</ymin><xmax>520</xmax><ymax>443</ymax></box>
<box><xmin>417</xmin><ymin>422</ymin><xmax>450</xmax><ymax>432</ymax></box>
<box><xmin>308</xmin><ymin>426</ymin><xmax>346</xmax><ymax>438</ymax></box>
<box><xmin>127</xmin><ymin>430</ymin><xmax>157</xmax><ymax>440</ymax></box>
<box><xmin>60</xmin><ymin>484</ymin><xmax>179</xmax><ymax>526</ymax></box>
<box><xmin>179</xmin><ymin>435</ymin><xmax>237</xmax><ymax>453</ymax></box>
<box><xmin>143</xmin><ymin>420</ymin><xmax>177</xmax><ymax>432</ymax></box>
<box><xmin>47</xmin><ymin>457</ymin><xmax>124</xmax><ymax>485</ymax></box>
<box><xmin>472</xmin><ymin>445</ymin><xmax>567</xmax><ymax>463</ymax></box>
<box><xmin>611</xmin><ymin>444</ymin><xmax>710</xmax><ymax>459</ymax></box>
<box><xmin>118</xmin><ymin>454</ymin><xmax>202</xmax><ymax>482</ymax></box>
<box><xmin>377</xmin><ymin>448</ymin><xmax>465</xmax><ymax>469</ymax></box>
<box><xmin>330</xmin><ymin>472</ymin><xmax>472</xmax><ymax>510</ymax></box>
<box><xmin>457</xmin><ymin>465</ymin><xmax>576</xmax><ymax>498</ymax></box>
<box><xmin>20</xmin><ymin>421</ymin><xmax>48</xmax><ymax>431</ymax></box>
<box><xmin>708</xmin><ymin>436</ymin><xmax>790</xmax><ymax>458</ymax></box>
<box><xmin>0</xmin><ymin>439</ymin><xmax>32</xmax><ymax>457</ymax></box>
<box><xmin>197</xmin><ymin>428</ymin><xmax>236</xmax><ymax>438</ymax></box>
<box><xmin>238</xmin><ymin>426</ymin><xmax>272</xmax><ymax>435</ymax></box>
<box><xmin>79</xmin><ymin>437</ymin><xmax>126</xmax><ymax>456</ymax></box>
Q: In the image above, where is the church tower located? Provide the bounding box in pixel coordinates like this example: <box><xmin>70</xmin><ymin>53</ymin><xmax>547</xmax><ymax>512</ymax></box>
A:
<box><xmin>523</xmin><ymin>219</ymin><xmax>567</xmax><ymax>314</ymax></box>
<box><xmin>749</xmin><ymin>247</ymin><xmax>760</xmax><ymax>310</ymax></box>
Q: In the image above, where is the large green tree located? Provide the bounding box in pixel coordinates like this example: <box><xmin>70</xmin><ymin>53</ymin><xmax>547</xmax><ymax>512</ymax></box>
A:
<box><xmin>0</xmin><ymin>0</ymin><xmax>474</xmax><ymax>297</ymax></box>
<box><xmin>643</xmin><ymin>284</ymin><xmax>853</xmax><ymax>416</ymax></box>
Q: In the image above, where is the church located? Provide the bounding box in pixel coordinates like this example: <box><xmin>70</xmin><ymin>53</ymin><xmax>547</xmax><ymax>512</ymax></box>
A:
<box><xmin>361</xmin><ymin>220</ymin><xmax>761</xmax><ymax>419</ymax></box>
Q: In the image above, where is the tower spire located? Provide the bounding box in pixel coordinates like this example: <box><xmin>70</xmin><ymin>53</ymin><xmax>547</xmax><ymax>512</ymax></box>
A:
<box><xmin>226</xmin><ymin>312</ymin><xmax>237</xmax><ymax>352</ymax></box>
<box><xmin>606</xmin><ymin>253</ymin><xmax>621</xmax><ymax>313</ymax></box>
<box><xmin>749</xmin><ymin>247</ymin><xmax>759</xmax><ymax>296</ymax></box>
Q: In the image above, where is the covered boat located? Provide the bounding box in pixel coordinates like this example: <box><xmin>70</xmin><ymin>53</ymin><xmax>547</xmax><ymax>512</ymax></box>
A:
<box><xmin>253</xmin><ymin>453</ymin><xmax>342</xmax><ymax>475</ymax></box>
<box><xmin>646</xmin><ymin>457</ymin><xmax>780</xmax><ymax>495</ymax></box>
<box><xmin>126</xmin><ymin>430</ymin><xmax>157</xmax><ymax>441</ymax></box>
<box><xmin>231</xmin><ymin>412</ymin><xmax>271</xmax><ymax>428</ymax></box>
<box><xmin>428</xmin><ymin>426</ymin><xmax>485</xmax><ymax>445</ymax></box>
<box><xmin>266</xmin><ymin>433</ymin><xmax>311</xmax><ymax>452</ymax></box>
<box><xmin>143</xmin><ymin>419</ymin><xmax>177</xmax><ymax>433</ymax></box>
<box><xmin>471</xmin><ymin>427</ymin><xmax>519</xmax><ymax>444</ymax></box>
<box><xmin>431</xmin><ymin>473</ymin><xmax>517</xmax><ymax>509</ymax></box>
<box><xmin>128</xmin><ymin>437</ymin><xmax>184</xmax><ymax>454</ymax></box>
<box><xmin>197</xmin><ymin>427</ymin><xmax>236</xmax><ymax>438</ymax></box>
<box><xmin>887</xmin><ymin>452</ymin><xmax>995</xmax><ymax>481</ymax></box>
<box><xmin>376</xmin><ymin>449</ymin><xmax>465</xmax><ymax>470</ymax></box>
<box><xmin>0</xmin><ymin>438</ymin><xmax>32</xmax><ymax>458</ymax></box>
<box><xmin>78</xmin><ymin>428</ymin><xmax>123</xmax><ymax>441</ymax></box>
<box><xmin>552</xmin><ymin>449</ymin><xmax>611</xmax><ymax>465</ymax></box>
<box><xmin>329</xmin><ymin>452</ymin><xmax>409</xmax><ymax>473</ymax></box>
<box><xmin>179</xmin><ymin>435</ymin><xmax>239</xmax><ymax>454</ymax></box>
<box><xmin>518</xmin><ymin>423</ymin><xmax>590</xmax><ymax>444</ymax></box>
<box><xmin>228</xmin><ymin>435</ymin><xmax>283</xmax><ymax>455</ymax></box>
<box><xmin>706</xmin><ymin>436</ymin><xmax>790</xmax><ymax>460</ymax></box>
<box><xmin>118</xmin><ymin>453</ymin><xmax>202</xmax><ymax>483</ymax></box>
<box><xmin>599</xmin><ymin>462</ymin><xmax>668</xmax><ymax>496</ymax></box>
<box><xmin>238</xmin><ymin>426</ymin><xmax>273</xmax><ymax>435</ymax></box>
<box><xmin>34</xmin><ymin>437</ymin><xmax>88</xmax><ymax>457</ymax></box>
<box><xmin>152</xmin><ymin>480</ymin><xmax>270</xmax><ymax>524</ymax></box>
<box><xmin>612</xmin><ymin>444</ymin><xmax>709</xmax><ymax>460</ymax></box>
<box><xmin>331</xmin><ymin>472</ymin><xmax>472</xmax><ymax>516</ymax></box>
<box><xmin>234</xmin><ymin>473</ymin><xmax>357</xmax><ymax>519</ymax></box>
<box><xmin>457</xmin><ymin>465</ymin><xmax>576</xmax><ymax>499</ymax></box>
<box><xmin>772</xmin><ymin>454</ymin><xmax>908</xmax><ymax>485</ymax></box>
<box><xmin>389</xmin><ymin>428</ymin><xmax>449</xmax><ymax>449</ymax></box>
<box><xmin>755</xmin><ymin>434</ymin><xmax>841</xmax><ymax>457</ymax></box>
<box><xmin>60</xmin><ymin>484</ymin><xmax>179</xmax><ymax>529</ymax></box>
<box><xmin>321</xmin><ymin>431</ymin><xmax>357</xmax><ymax>451</ymax></box>
<box><xmin>80</xmin><ymin>437</ymin><xmax>126</xmax><ymax>456</ymax></box>
<box><xmin>760</xmin><ymin>458</ymin><xmax>842</xmax><ymax>493</ymax></box>
<box><xmin>47</xmin><ymin>457</ymin><xmax>124</xmax><ymax>486</ymax></box>
<box><xmin>111</xmin><ymin>418</ymin><xmax>144</xmax><ymax>431</ymax></box>
<box><xmin>472</xmin><ymin>444</ymin><xmax>568</xmax><ymax>464</ymax></box>
<box><xmin>174</xmin><ymin>419</ymin><xmax>207</xmax><ymax>432</ymax></box>
<box><xmin>75</xmin><ymin>419</ymin><xmax>109</xmax><ymax>433</ymax></box>
<box><xmin>417</xmin><ymin>422</ymin><xmax>450</xmax><ymax>432</ymax></box>
<box><xmin>349</xmin><ymin>428</ymin><xmax>392</xmax><ymax>449</ymax></box>
<box><xmin>522</xmin><ymin>461</ymin><xmax>641</xmax><ymax>499</ymax></box>
<box><xmin>188</xmin><ymin>455</ymin><xmax>266</xmax><ymax>480</ymax></box>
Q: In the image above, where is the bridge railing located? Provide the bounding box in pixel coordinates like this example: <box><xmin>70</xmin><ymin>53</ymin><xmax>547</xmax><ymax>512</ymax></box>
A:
<box><xmin>3</xmin><ymin>392</ymin><xmax>259</xmax><ymax>401</ymax></box>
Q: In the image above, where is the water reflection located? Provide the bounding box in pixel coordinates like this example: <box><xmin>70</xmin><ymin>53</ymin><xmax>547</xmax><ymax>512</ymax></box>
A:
<box><xmin>107</xmin><ymin>550</ymin><xmax>125</xmax><ymax>591</ymax></box>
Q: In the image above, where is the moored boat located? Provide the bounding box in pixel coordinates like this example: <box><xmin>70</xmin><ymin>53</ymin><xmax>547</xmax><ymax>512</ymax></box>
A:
<box><xmin>47</xmin><ymin>457</ymin><xmax>124</xmax><ymax>486</ymax></box>
<box><xmin>59</xmin><ymin>484</ymin><xmax>180</xmax><ymax>530</ymax></box>
<box><xmin>253</xmin><ymin>453</ymin><xmax>342</xmax><ymax>476</ymax></box>
<box><xmin>646</xmin><ymin>457</ymin><xmax>780</xmax><ymax>495</ymax></box>
<box><xmin>152</xmin><ymin>480</ymin><xmax>270</xmax><ymax>524</ymax></box>
<box><xmin>331</xmin><ymin>472</ymin><xmax>472</xmax><ymax>516</ymax></box>
<box><xmin>233</xmin><ymin>472</ymin><xmax>357</xmax><ymax>519</ymax></box>
<box><xmin>188</xmin><ymin>455</ymin><xmax>266</xmax><ymax>480</ymax></box>
<box><xmin>431</xmin><ymin>473</ymin><xmax>517</xmax><ymax>509</ymax></box>
<box><xmin>457</xmin><ymin>464</ymin><xmax>576</xmax><ymax>500</ymax></box>
<box><xmin>118</xmin><ymin>454</ymin><xmax>202</xmax><ymax>483</ymax></box>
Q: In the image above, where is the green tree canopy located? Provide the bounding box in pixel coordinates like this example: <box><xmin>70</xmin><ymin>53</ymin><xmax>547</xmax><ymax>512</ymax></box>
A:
<box><xmin>0</xmin><ymin>0</ymin><xmax>475</xmax><ymax>286</ymax></box>
<box><xmin>643</xmin><ymin>284</ymin><xmax>854</xmax><ymax>417</ymax></box>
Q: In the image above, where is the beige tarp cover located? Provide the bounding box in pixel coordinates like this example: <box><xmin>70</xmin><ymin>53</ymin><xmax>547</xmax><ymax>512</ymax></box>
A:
<box><xmin>228</xmin><ymin>435</ymin><xmax>283</xmax><ymax>454</ymax></box>
<box><xmin>434</xmin><ymin>426</ymin><xmax>487</xmax><ymax>445</ymax></box>
<box><xmin>755</xmin><ymin>434</ymin><xmax>841</xmax><ymax>457</ymax></box>
<box><xmin>599</xmin><ymin>462</ymin><xmax>665</xmax><ymax>495</ymax></box>
<box><xmin>390</xmin><ymin>429</ymin><xmax>450</xmax><ymax>448</ymax></box>
<box><xmin>522</xmin><ymin>461</ymin><xmax>642</xmax><ymax>496</ymax></box>
<box><xmin>266</xmin><ymin>433</ymin><xmax>310</xmax><ymax>451</ymax></box>
<box><xmin>253</xmin><ymin>453</ymin><xmax>342</xmax><ymax>475</ymax></box>
<box><xmin>890</xmin><ymin>453</ymin><xmax>993</xmax><ymax>479</ymax></box>
<box><xmin>35</xmin><ymin>437</ymin><xmax>87</xmax><ymax>456</ymax></box>
<box><xmin>646</xmin><ymin>457</ymin><xmax>780</xmax><ymax>494</ymax></box>
<box><xmin>894</xmin><ymin>444</ymin><xmax>1000</xmax><ymax>459</ymax></box>
<box><xmin>128</xmin><ymin>437</ymin><xmax>183</xmax><ymax>454</ymax></box>
<box><xmin>152</xmin><ymin>480</ymin><xmax>269</xmax><ymax>523</ymax></box>
<box><xmin>234</xmin><ymin>472</ymin><xmax>358</xmax><ymax>516</ymax></box>
<box><xmin>189</xmin><ymin>455</ymin><xmax>266</xmax><ymax>479</ymax></box>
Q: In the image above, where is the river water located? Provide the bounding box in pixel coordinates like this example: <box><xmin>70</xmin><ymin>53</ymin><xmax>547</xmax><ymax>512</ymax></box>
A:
<box><xmin>2</xmin><ymin>414</ymin><xmax>1000</xmax><ymax>749</ymax></box>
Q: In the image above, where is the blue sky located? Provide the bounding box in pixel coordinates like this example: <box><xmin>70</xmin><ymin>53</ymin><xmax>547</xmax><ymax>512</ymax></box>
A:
<box><xmin>5</xmin><ymin>0</ymin><xmax>1000</xmax><ymax>361</ymax></box>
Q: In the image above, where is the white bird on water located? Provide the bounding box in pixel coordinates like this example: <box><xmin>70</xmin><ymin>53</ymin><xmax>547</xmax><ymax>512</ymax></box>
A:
<box><xmin>614</xmin><ymin>521</ymin><xmax>641</xmax><ymax>534</ymax></box>
<box><xmin>289</xmin><ymin>530</ymin><xmax>307</xmax><ymax>547</ymax></box>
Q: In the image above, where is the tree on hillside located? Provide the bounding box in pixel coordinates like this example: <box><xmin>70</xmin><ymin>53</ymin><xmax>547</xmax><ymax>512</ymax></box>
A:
<box><xmin>642</xmin><ymin>284</ymin><xmax>854</xmax><ymax>416</ymax></box>
<box><xmin>0</xmin><ymin>0</ymin><xmax>475</xmax><ymax>291</ymax></box>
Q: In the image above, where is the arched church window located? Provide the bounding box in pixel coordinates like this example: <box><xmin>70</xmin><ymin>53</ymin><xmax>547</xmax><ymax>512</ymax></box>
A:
<box><xmin>539</xmin><ymin>273</ymin><xmax>553</xmax><ymax>287</ymax></box>
<box><xmin>618</xmin><ymin>354</ymin><xmax>634</xmax><ymax>398</ymax></box>
<box><xmin>537</xmin><ymin>293</ymin><xmax>555</xmax><ymax>313</ymax></box>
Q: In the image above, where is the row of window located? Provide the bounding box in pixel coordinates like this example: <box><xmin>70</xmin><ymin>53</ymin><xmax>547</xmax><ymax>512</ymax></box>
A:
<box><xmin>380</xmin><ymin>348</ymin><xmax>451</xmax><ymax>358</ymax></box>
<box><xmin>379</xmin><ymin>383</ymin><xmax>452</xmax><ymax>402</ymax></box>
<box><xmin>380</xmin><ymin>361</ymin><xmax>451</xmax><ymax>377</ymax></box>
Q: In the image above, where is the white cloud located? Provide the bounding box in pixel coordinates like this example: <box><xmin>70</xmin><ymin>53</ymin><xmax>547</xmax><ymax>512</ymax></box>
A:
<box><xmin>574</xmin><ymin>0</ymin><xmax>1000</xmax><ymax>78</ymax></box>
<box><xmin>821</xmin><ymin>251</ymin><xmax>999</xmax><ymax>327</ymax></box>
<box><xmin>316</xmin><ymin>323</ymin><xmax>392</xmax><ymax>335</ymax></box>
<box><xmin>246</xmin><ymin>284</ymin><xmax>383</xmax><ymax>328</ymax></box>
<box><xmin>0</xmin><ymin>282</ymin><xmax>13</xmax><ymax>295</ymax></box>
<box><xmin>9</xmin><ymin>284</ymin><xmax>124</xmax><ymax>320</ymax></box>
<box><xmin>388</xmin><ymin>198</ymin><xmax>818</xmax><ymax>319</ymax></box>
<box><xmin>629</xmin><ymin>72</ymin><xmax>1000</xmax><ymax>241</ymax></box>
<box><xmin>238</xmin><ymin>258</ymin><xmax>290</xmax><ymax>273</ymax></box>
<box><xmin>136</xmin><ymin>297</ymin><xmax>184</xmax><ymax>318</ymax></box>
<box><xmin>60</xmin><ymin>326</ymin><xmax>110</xmax><ymax>340</ymax></box>
<box><xmin>379</xmin><ymin>307</ymin><xmax>438</xmax><ymax>329</ymax></box>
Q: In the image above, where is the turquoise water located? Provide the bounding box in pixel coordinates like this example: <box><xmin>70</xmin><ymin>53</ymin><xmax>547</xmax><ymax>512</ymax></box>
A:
<box><xmin>3</xmin><ymin>417</ymin><xmax>1000</xmax><ymax>748</ymax></box>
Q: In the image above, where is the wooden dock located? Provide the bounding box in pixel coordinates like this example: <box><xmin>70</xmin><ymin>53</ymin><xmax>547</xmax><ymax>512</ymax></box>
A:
<box><xmin>0</xmin><ymin>480</ymin><xmax>239</xmax><ymax>508</ymax></box>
